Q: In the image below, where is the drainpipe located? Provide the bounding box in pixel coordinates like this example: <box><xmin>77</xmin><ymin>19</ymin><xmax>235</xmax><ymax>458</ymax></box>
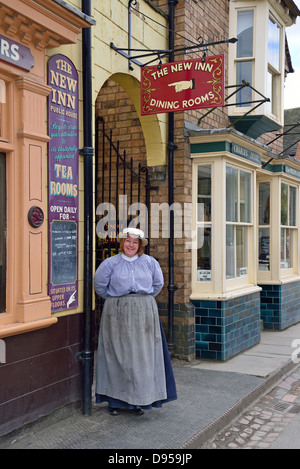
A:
<box><xmin>167</xmin><ymin>0</ymin><xmax>178</xmax><ymax>351</ymax></box>
<box><xmin>80</xmin><ymin>0</ymin><xmax>94</xmax><ymax>416</ymax></box>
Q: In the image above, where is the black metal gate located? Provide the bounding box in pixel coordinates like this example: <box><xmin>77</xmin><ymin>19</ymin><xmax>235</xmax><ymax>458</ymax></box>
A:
<box><xmin>95</xmin><ymin>116</ymin><xmax>151</xmax><ymax>322</ymax></box>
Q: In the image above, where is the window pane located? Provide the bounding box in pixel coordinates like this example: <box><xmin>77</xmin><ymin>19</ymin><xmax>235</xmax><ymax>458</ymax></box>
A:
<box><xmin>281</xmin><ymin>183</ymin><xmax>288</xmax><ymax>226</ymax></box>
<box><xmin>281</xmin><ymin>227</ymin><xmax>285</xmax><ymax>267</ymax></box>
<box><xmin>289</xmin><ymin>186</ymin><xmax>296</xmax><ymax>226</ymax></box>
<box><xmin>259</xmin><ymin>228</ymin><xmax>270</xmax><ymax>271</ymax></box>
<box><xmin>197</xmin><ymin>226</ymin><xmax>211</xmax><ymax>281</ymax></box>
<box><xmin>286</xmin><ymin>228</ymin><xmax>293</xmax><ymax>268</ymax></box>
<box><xmin>259</xmin><ymin>182</ymin><xmax>270</xmax><ymax>225</ymax></box>
<box><xmin>240</xmin><ymin>171</ymin><xmax>251</xmax><ymax>223</ymax></box>
<box><xmin>237</xmin><ymin>10</ymin><xmax>254</xmax><ymax>58</ymax></box>
<box><xmin>197</xmin><ymin>165</ymin><xmax>211</xmax><ymax>222</ymax></box>
<box><xmin>236</xmin><ymin>226</ymin><xmax>248</xmax><ymax>276</ymax></box>
<box><xmin>226</xmin><ymin>166</ymin><xmax>238</xmax><ymax>222</ymax></box>
<box><xmin>236</xmin><ymin>61</ymin><xmax>252</xmax><ymax>106</ymax></box>
<box><xmin>266</xmin><ymin>71</ymin><xmax>272</xmax><ymax>114</ymax></box>
<box><xmin>268</xmin><ymin>17</ymin><xmax>280</xmax><ymax>71</ymax></box>
<box><xmin>281</xmin><ymin>228</ymin><xmax>294</xmax><ymax>268</ymax></box>
<box><xmin>0</xmin><ymin>153</ymin><xmax>6</xmax><ymax>313</ymax></box>
<box><xmin>226</xmin><ymin>224</ymin><xmax>235</xmax><ymax>279</ymax></box>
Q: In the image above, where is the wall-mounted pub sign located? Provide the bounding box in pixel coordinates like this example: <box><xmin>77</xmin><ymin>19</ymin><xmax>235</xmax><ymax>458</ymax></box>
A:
<box><xmin>47</xmin><ymin>54</ymin><xmax>79</xmax><ymax>313</ymax></box>
<box><xmin>141</xmin><ymin>55</ymin><xmax>224</xmax><ymax>115</ymax></box>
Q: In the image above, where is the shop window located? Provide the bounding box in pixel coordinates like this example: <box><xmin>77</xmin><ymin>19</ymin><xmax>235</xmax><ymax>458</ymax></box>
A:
<box><xmin>226</xmin><ymin>166</ymin><xmax>252</xmax><ymax>279</ymax></box>
<box><xmin>0</xmin><ymin>153</ymin><xmax>6</xmax><ymax>313</ymax></box>
<box><xmin>281</xmin><ymin>183</ymin><xmax>297</xmax><ymax>270</ymax></box>
<box><xmin>236</xmin><ymin>9</ymin><xmax>254</xmax><ymax>106</ymax></box>
<box><xmin>197</xmin><ymin>165</ymin><xmax>212</xmax><ymax>281</ymax></box>
<box><xmin>258</xmin><ymin>182</ymin><xmax>270</xmax><ymax>271</ymax></box>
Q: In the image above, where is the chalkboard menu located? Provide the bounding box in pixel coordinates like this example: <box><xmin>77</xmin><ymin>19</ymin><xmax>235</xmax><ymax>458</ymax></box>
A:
<box><xmin>51</xmin><ymin>221</ymin><xmax>77</xmax><ymax>285</ymax></box>
<box><xmin>48</xmin><ymin>54</ymin><xmax>79</xmax><ymax>312</ymax></box>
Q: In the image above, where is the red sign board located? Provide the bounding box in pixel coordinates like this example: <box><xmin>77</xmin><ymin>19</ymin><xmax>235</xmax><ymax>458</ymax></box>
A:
<box><xmin>141</xmin><ymin>55</ymin><xmax>225</xmax><ymax>115</ymax></box>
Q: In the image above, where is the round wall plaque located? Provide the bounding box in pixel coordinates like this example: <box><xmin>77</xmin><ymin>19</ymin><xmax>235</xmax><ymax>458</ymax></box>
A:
<box><xmin>28</xmin><ymin>206</ymin><xmax>44</xmax><ymax>228</ymax></box>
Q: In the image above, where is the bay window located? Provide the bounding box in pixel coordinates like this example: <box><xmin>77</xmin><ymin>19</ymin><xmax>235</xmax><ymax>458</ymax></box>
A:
<box><xmin>228</xmin><ymin>1</ymin><xmax>290</xmax><ymax>136</ymax></box>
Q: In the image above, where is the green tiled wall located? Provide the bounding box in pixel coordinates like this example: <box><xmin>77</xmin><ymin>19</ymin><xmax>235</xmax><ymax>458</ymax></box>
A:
<box><xmin>260</xmin><ymin>281</ymin><xmax>300</xmax><ymax>330</ymax></box>
<box><xmin>192</xmin><ymin>292</ymin><xmax>261</xmax><ymax>360</ymax></box>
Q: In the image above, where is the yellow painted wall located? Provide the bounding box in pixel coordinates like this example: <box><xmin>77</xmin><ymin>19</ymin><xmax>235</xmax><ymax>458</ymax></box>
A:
<box><xmin>46</xmin><ymin>0</ymin><xmax>169</xmax><ymax>317</ymax></box>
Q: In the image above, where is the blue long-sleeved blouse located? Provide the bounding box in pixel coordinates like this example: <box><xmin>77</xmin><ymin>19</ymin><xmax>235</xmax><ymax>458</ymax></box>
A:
<box><xmin>94</xmin><ymin>253</ymin><xmax>164</xmax><ymax>299</ymax></box>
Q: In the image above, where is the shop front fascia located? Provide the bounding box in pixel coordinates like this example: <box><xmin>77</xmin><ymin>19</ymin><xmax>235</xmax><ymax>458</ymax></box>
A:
<box><xmin>0</xmin><ymin>1</ymin><xmax>92</xmax><ymax>340</ymax></box>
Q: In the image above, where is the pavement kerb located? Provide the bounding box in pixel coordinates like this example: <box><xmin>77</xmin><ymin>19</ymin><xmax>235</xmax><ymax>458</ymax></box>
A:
<box><xmin>181</xmin><ymin>358</ymin><xmax>299</xmax><ymax>449</ymax></box>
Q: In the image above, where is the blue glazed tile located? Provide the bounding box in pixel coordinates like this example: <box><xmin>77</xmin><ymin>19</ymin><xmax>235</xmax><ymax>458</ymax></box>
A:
<box><xmin>208</xmin><ymin>309</ymin><xmax>222</xmax><ymax>317</ymax></box>
<box><xmin>195</xmin><ymin>324</ymin><xmax>209</xmax><ymax>333</ymax></box>
<box><xmin>209</xmin><ymin>325</ymin><xmax>222</xmax><ymax>334</ymax></box>
<box><xmin>199</xmin><ymin>350</ymin><xmax>218</xmax><ymax>360</ymax></box>
<box><xmin>199</xmin><ymin>300</ymin><xmax>218</xmax><ymax>309</ymax></box>
<box><xmin>201</xmin><ymin>317</ymin><xmax>216</xmax><ymax>325</ymax></box>
<box><xmin>195</xmin><ymin>341</ymin><xmax>209</xmax><ymax>351</ymax></box>
<box><xmin>209</xmin><ymin>342</ymin><xmax>222</xmax><ymax>351</ymax></box>
<box><xmin>201</xmin><ymin>333</ymin><xmax>216</xmax><ymax>342</ymax></box>
<box><xmin>194</xmin><ymin>291</ymin><xmax>261</xmax><ymax>361</ymax></box>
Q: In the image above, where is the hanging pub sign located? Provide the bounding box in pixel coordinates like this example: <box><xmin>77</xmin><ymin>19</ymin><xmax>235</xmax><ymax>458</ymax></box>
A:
<box><xmin>47</xmin><ymin>54</ymin><xmax>79</xmax><ymax>313</ymax></box>
<box><xmin>141</xmin><ymin>55</ymin><xmax>225</xmax><ymax>115</ymax></box>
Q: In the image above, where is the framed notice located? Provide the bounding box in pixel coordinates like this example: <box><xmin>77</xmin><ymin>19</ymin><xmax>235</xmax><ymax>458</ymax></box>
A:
<box><xmin>141</xmin><ymin>55</ymin><xmax>225</xmax><ymax>115</ymax></box>
<box><xmin>48</xmin><ymin>54</ymin><xmax>79</xmax><ymax>312</ymax></box>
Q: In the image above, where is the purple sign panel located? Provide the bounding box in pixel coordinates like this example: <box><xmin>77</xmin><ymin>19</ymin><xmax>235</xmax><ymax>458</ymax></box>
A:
<box><xmin>0</xmin><ymin>34</ymin><xmax>34</xmax><ymax>71</ymax></box>
<box><xmin>48</xmin><ymin>54</ymin><xmax>79</xmax><ymax>312</ymax></box>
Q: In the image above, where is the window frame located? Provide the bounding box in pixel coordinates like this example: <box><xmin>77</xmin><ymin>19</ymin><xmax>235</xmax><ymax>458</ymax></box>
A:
<box><xmin>266</xmin><ymin>14</ymin><xmax>283</xmax><ymax>118</ymax></box>
<box><xmin>258</xmin><ymin>180</ymin><xmax>271</xmax><ymax>273</ymax></box>
<box><xmin>225</xmin><ymin>164</ymin><xmax>253</xmax><ymax>287</ymax></box>
<box><xmin>235</xmin><ymin>8</ymin><xmax>255</xmax><ymax>107</ymax></box>
<box><xmin>228</xmin><ymin>1</ymin><xmax>287</xmax><ymax>126</ymax></box>
<box><xmin>196</xmin><ymin>164</ymin><xmax>212</xmax><ymax>283</ymax></box>
<box><xmin>280</xmin><ymin>180</ymin><xmax>298</xmax><ymax>275</ymax></box>
<box><xmin>191</xmin><ymin>154</ymin><xmax>256</xmax><ymax>298</ymax></box>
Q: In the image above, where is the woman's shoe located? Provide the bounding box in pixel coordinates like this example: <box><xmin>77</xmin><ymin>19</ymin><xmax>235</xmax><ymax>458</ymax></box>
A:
<box><xmin>108</xmin><ymin>407</ymin><xmax>120</xmax><ymax>416</ymax></box>
<box><xmin>132</xmin><ymin>406</ymin><xmax>144</xmax><ymax>415</ymax></box>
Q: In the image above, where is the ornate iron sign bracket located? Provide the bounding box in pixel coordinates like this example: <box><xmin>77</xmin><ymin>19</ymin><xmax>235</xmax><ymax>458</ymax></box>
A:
<box><xmin>110</xmin><ymin>0</ymin><xmax>237</xmax><ymax>70</ymax></box>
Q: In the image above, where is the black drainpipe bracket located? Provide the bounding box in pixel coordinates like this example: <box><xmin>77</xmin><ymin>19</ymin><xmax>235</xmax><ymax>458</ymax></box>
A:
<box><xmin>167</xmin><ymin>142</ymin><xmax>178</xmax><ymax>151</ymax></box>
<box><xmin>79</xmin><ymin>146</ymin><xmax>94</xmax><ymax>157</ymax></box>
<box><xmin>76</xmin><ymin>350</ymin><xmax>94</xmax><ymax>363</ymax></box>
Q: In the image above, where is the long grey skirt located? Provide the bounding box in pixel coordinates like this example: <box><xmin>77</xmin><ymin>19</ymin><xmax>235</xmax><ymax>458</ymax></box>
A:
<box><xmin>96</xmin><ymin>294</ymin><xmax>168</xmax><ymax>407</ymax></box>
